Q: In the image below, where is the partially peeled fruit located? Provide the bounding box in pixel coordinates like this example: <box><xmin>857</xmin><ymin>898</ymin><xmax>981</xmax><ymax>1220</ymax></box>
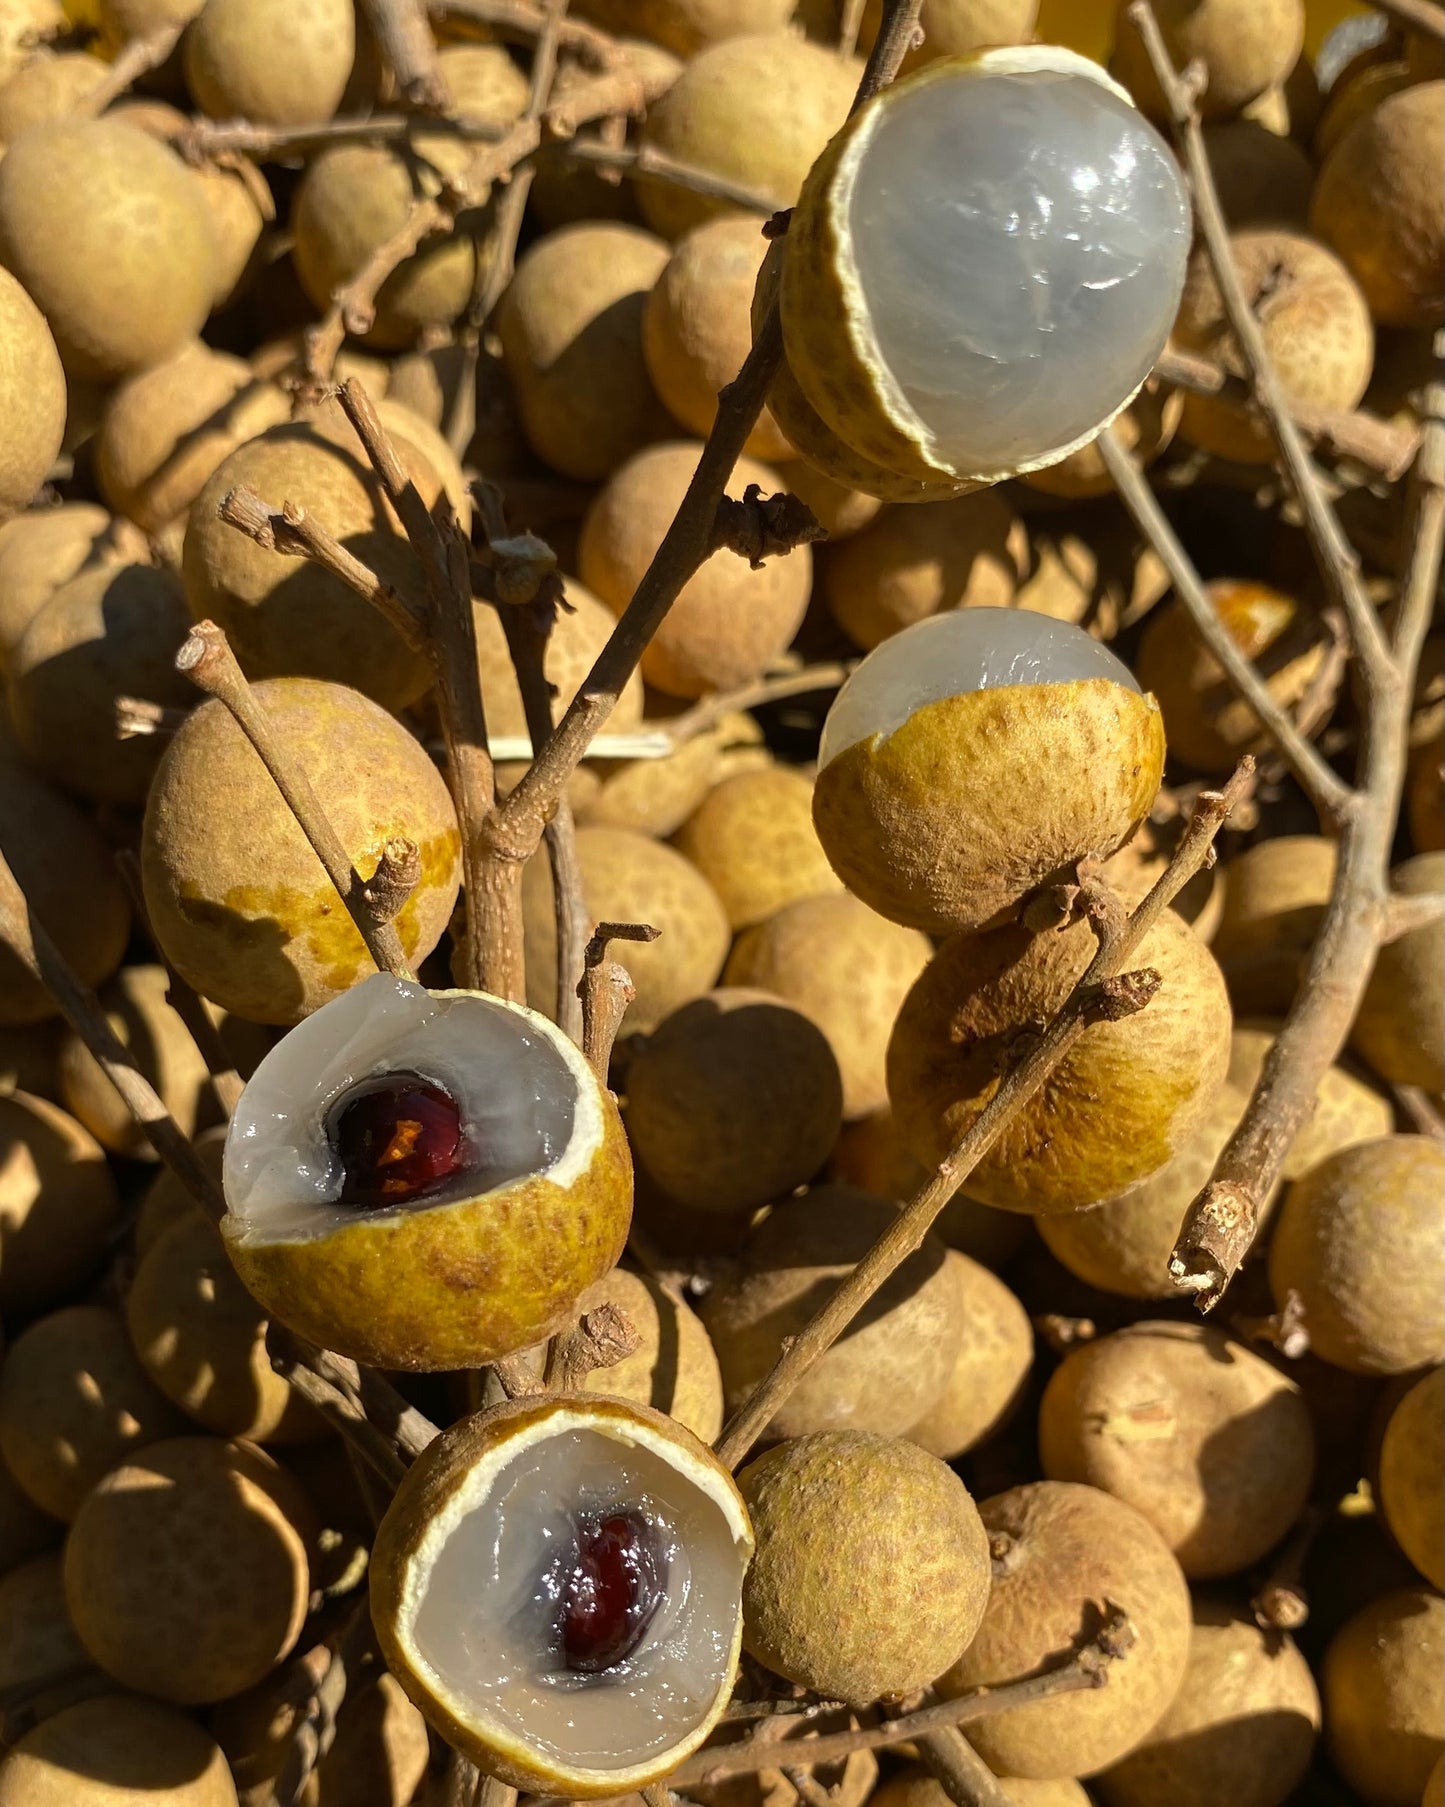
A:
<box><xmin>812</xmin><ymin>608</ymin><xmax>1166</xmax><ymax>934</ymax></box>
<box><xmin>221</xmin><ymin>974</ymin><xmax>632</xmax><ymax>1371</ymax></box>
<box><xmin>370</xmin><ymin>1393</ymin><xmax>753</xmax><ymax>1796</ymax></box>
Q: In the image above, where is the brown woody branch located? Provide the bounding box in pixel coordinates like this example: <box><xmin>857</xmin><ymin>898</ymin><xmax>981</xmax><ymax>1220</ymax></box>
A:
<box><xmin>359</xmin><ymin>0</ymin><xmax>449</xmax><ymax>110</ymax></box>
<box><xmin>543</xmin><ymin>1301</ymin><xmax>643</xmax><ymax>1390</ymax></box>
<box><xmin>80</xmin><ymin>21</ymin><xmax>184</xmax><ymax>113</ymax></box>
<box><xmin>175</xmin><ymin>621</ymin><xmax>417</xmax><ymax>982</ymax></box>
<box><xmin>713</xmin><ymin>768</ymin><xmax>1251</xmax><ymax>1470</ymax></box>
<box><xmin>580</xmin><ymin>920</ymin><xmax>660</xmax><ymax>1081</ymax></box>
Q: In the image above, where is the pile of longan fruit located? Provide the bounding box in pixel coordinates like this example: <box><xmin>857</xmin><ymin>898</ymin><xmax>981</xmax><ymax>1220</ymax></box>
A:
<box><xmin>0</xmin><ymin>0</ymin><xmax>1439</xmax><ymax>1803</ymax></box>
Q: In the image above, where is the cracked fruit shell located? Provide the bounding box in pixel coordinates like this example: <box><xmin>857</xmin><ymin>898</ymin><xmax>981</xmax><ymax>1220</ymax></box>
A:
<box><xmin>370</xmin><ymin>1392</ymin><xmax>752</xmax><ymax>1797</ymax></box>
<box><xmin>221</xmin><ymin>974</ymin><xmax>632</xmax><ymax>1371</ymax></box>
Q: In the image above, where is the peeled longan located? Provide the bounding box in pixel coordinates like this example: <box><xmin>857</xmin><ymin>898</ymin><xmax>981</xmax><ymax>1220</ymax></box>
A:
<box><xmin>625</xmin><ymin>989</ymin><xmax>843</xmax><ymax>1214</ymax></box>
<box><xmin>820</xmin><ymin>493</ymin><xmax>1026</xmax><ymax>651</ymax></box>
<box><xmin>0</xmin><ymin>759</ymin><xmax>130</xmax><ymax>1028</ymax></box>
<box><xmin>0</xmin><ymin>266</ymin><xmax>64</xmax><ymax>515</ymax></box>
<box><xmin>700</xmin><ymin>1186</ymin><xmax>962</xmax><ymax>1439</ymax></box>
<box><xmin>1269</xmin><ymin>1135</ymin><xmax>1445</xmax><ymax>1376</ymax></box>
<box><xmin>643</xmin><ymin>214</ymin><xmax>792</xmax><ymax>460</ymax></box>
<box><xmin>1021</xmin><ymin>384</ymin><xmax>1181</xmax><ymax>500</ymax></box>
<box><xmin>676</xmin><ymin>766</ymin><xmax>842</xmax><ymax>932</ymax></box>
<box><xmin>906</xmin><ymin>1250</ymin><xmax>1033</xmax><ymax>1460</ymax></box>
<box><xmin>1324</xmin><ymin>1588</ymin><xmax>1444</xmax><ymax>1807</ymax></box>
<box><xmin>64</xmin><ymin>1434</ymin><xmax>312</xmax><ymax>1704</ymax></box>
<box><xmin>142</xmin><ymin>679</ymin><xmax>462</xmax><ymax>1026</ymax></box>
<box><xmin>0</xmin><ymin>1694</ymin><xmax>239</xmax><ymax>1807</ymax></box>
<box><xmin>1350</xmin><ymin>851</ymin><xmax>1444</xmax><ymax>1093</ymax></box>
<box><xmin>7</xmin><ymin>561</ymin><xmax>194</xmax><ymax>805</ymax></box>
<box><xmin>0</xmin><ymin>1305</ymin><xmax>186</xmax><ymax>1520</ymax></box>
<box><xmin>1096</xmin><ymin>1600</ymin><xmax>1320</xmax><ymax>1807</ymax></box>
<box><xmin>937</xmin><ymin>1480</ymin><xmax>1192</xmax><ymax>1779</ymax></box>
<box><xmin>183</xmin><ymin>416</ymin><xmax>440</xmax><ymax>709</ymax></box>
<box><xmin>1112</xmin><ymin>0</ymin><xmax>1304</xmax><ymax>120</ymax></box>
<box><xmin>738</xmin><ymin>1430</ymin><xmax>990</xmax><ymax>1704</ymax></box>
<box><xmin>1378</xmin><ymin>1366</ymin><xmax>1444</xmax><ymax>1591</ymax></box>
<box><xmin>185</xmin><ymin>0</ymin><xmax>354</xmax><ymax>124</ymax></box>
<box><xmin>1211</xmin><ymin>834</ymin><xmax>1337</xmax><ymax>1013</ymax></box>
<box><xmin>580</xmin><ymin>440</ymin><xmax>813</xmax><ymax>698</ymax></box>
<box><xmin>1135</xmin><ymin>580</ymin><xmax>1332</xmax><ymax>774</ymax></box>
<box><xmin>1311</xmin><ymin>82</ymin><xmax>1444</xmax><ymax>327</ymax></box>
<box><xmin>126</xmin><ymin>1213</ymin><xmax>321</xmax><ymax>1446</ymax></box>
<box><xmin>520</xmin><ymin>824</ymin><xmax>729</xmax><ymax>1034</ymax></box>
<box><xmin>1172</xmin><ymin>230</ymin><xmax>1373</xmax><ymax>463</ymax></box>
<box><xmin>496</xmin><ymin>222</ymin><xmax>672</xmax><ymax>480</ymax></box>
<box><xmin>96</xmin><ymin>342</ymin><xmax>289</xmax><ymax>534</ymax></box>
<box><xmin>473</xmin><ymin>578</ymin><xmax>644</xmax><ymax>744</ymax></box>
<box><xmin>725</xmin><ymin>891</ymin><xmax>929</xmax><ymax>1118</ymax></box>
<box><xmin>1039</xmin><ymin>1321</ymin><xmax>1315</xmax><ymax>1578</ymax></box>
<box><xmin>0</xmin><ymin>1090</ymin><xmax>118</xmax><ymax>1317</ymax></box>
<box><xmin>888</xmin><ymin>909</ymin><xmax>1232</xmax><ymax>1215</ymax></box>
<box><xmin>638</xmin><ymin>34</ymin><xmax>858</xmax><ymax>240</ymax></box>
<box><xmin>0</xmin><ymin>119</ymin><xmax>215</xmax><ymax>379</ymax></box>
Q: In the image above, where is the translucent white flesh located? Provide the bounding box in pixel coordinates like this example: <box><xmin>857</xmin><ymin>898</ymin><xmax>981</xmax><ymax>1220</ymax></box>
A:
<box><xmin>818</xmin><ymin>606</ymin><xmax>1141</xmax><ymax>767</ymax></box>
<box><xmin>846</xmin><ymin>69</ymin><xmax>1190</xmax><ymax>473</ymax></box>
<box><xmin>225</xmin><ymin>975</ymin><xmax>579</xmax><ymax>1239</ymax></box>
<box><xmin>412</xmin><ymin>1428</ymin><xmax>747</xmax><ymax>1770</ymax></box>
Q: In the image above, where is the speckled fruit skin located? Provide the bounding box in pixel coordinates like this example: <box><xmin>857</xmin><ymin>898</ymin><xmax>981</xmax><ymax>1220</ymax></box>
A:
<box><xmin>1378</xmin><ymin>1366</ymin><xmax>1444</xmax><ymax>1591</ymax></box>
<box><xmin>225</xmin><ymin>1051</ymin><xmax>632</xmax><ymax>1373</ymax></box>
<box><xmin>185</xmin><ymin>0</ymin><xmax>355</xmax><ymax>126</ymax></box>
<box><xmin>371</xmin><ymin>1394</ymin><xmax>751</xmax><ymax>1797</ymax></box>
<box><xmin>1037</xmin><ymin>1321</ymin><xmax>1315</xmax><ymax>1579</ymax></box>
<box><xmin>888</xmin><ymin>908</ymin><xmax>1229</xmax><ymax>1214</ymax></box>
<box><xmin>1268</xmin><ymin>1135</ymin><xmax>1445</xmax><ymax>1376</ymax></box>
<box><xmin>677</xmin><ymin>766</ymin><xmax>842</xmax><ymax>932</ymax></box>
<box><xmin>0</xmin><ymin>268</ymin><xmax>65</xmax><ymax>515</ymax></box>
<box><xmin>63</xmin><ymin>1435</ymin><xmax>312</xmax><ymax>1705</ymax></box>
<box><xmin>1323</xmin><ymin>1588</ymin><xmax>1444</xmax><ymax>1807</ymax></box>
<box><xmin>1310</xmin><ymin>82</ymin><xmax>1444</xmax><ymax>328</ymax></box>
<box><xmin>737</xmin><ymin>1430</ymin><xmax>990</xmax><ymax>1704</ymax></box>
<box><xmin>0</xmin><ymin>119</ymin><xmax>215</xmax><ymax>380</ymax></box>
<box><xmin>1095</xmin><ymin>1600</ymin><xmax>1320</xmax><ymax>1807</ymax></box>
<box><xmin>813</xmin><ymin>679</ymin><xmax>1165</xmax><ymax>936</ymax></box>
<box><xmin>141</xmin><ymin>678</ymin><xmax>461</xmax><ymax>1027</ymax></box>
<box><xmin>938</xmin><ymin>1480</ymin><xmax>1192</xmax><ymax>1778</ymax></box>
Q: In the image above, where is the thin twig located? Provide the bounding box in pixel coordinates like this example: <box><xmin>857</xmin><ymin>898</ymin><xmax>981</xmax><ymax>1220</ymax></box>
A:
<box><xmin>266</xmin><ymin>1327</ymin><xmax>410</xmax><ymax>1490</ymax></box>
<box><xmin>80</xmin><ymin>21</ymin><xmax>183</xmax><ymax>112</ymax></box>
<box><xmin>115</xmin><ymin>696</ymin><xmax>188</xmax><ymax>741</ymax></box>
<box><xmin>558</xmin><ymin>137</ymin><xmax>784</xmax><ymax>214</ymax></box>
<box><xmin>663</xmin><ymin>663</ymin><xmax>856</xmax><ymax>745</ymax></box>
<box><xmin>579</xmin><ymin>921</ymin><xmax>659</xmax><ymax>1081</ymax></box>
<box><xmin>359</xmin><ymin>0</ymin><xmax>449</xmax><ymax>109</ymax></box>
<box><xmin>918</xmin><ymin>1729</ymin><xmax>1015</xmax><ymax>1807</ymax></box>
<box><xmin>1129</xmin><ymin>2</ymin><xmax>1388</xmax><ymax>679</ymax></box>
<box><xmin>271</xmin><ymin>1608</ymin><xmax>376</xmax><ymax>1807</ymax></box>
<box><xmin>713</xmin><ymin>768</ymin><xmax>1251</xmax><ymax>1470</ymax></box>
<box><xmin>175</xmin><ymin>622</ymin><xmax>416</xmax><ymax>982</ymax></box>
<box><xmin>1099</xmin><ymin>426</ymin><xmax>1351</xmax><ymax>822</ymax></box>
<box><xmin>0</xmin><ymin>845</ymin><xmax>228</xmax><ymax>1221</ymax></box>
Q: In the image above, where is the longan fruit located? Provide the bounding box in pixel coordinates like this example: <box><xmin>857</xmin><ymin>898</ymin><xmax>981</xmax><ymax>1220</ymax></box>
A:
<box><xmin>0</xmin><ymin>0</ymin><xmax>65</xmax><ymax>90</ymax></box>
<box><xmin>1211</xmin><ymin>834</ymin><xmax>1337</xmax><ymax>1014</ymax></box>
<box><xmin>676</xmin><ymin>765</ymin><xmax>842</xmax><ymax>932</ymax></box>
<box><xmin>1378</xmin><ymin>1366</ymin><xmax>1444</xmax><ymax>1590</ymax></box>
<box><xmin>0</xmin><ymin>1451</ymin><xmax>55</xmax><ymax>1580</ymax></box>
<box><xmin>906</xmin><ymin>1250</ymin><xmax>1033</xmax><ymax>1461</ymax></box>
<box><xmin>872</xmin><ymin>1770</ymin><xmax>1088</xmax><ymax>1807</ymax></box>
<box><xmin>1311</xmin><ymin>81</ymin><xmax>1444</xmax><ymax>327</ymax></box>
<box><xmin>1349</xmin><ymin>851</ymin><xmax>1444</xmax><ymax>1093</ymax></box>
<box><xmin>0</xmin><ymin>1090</ymin><xmax>118</xmax><ymax>1317</ymax></box>
<box><xmin>1228</xmin><ymin>1019</ymin><xmax>1393</xmax><ymax>1178</ymax></box>
<box><xmin>0</xmin><ymin>505</ymin><xmax>143</xmax><ymax>667</ymax></box>
<box><xmin>0</xmin><ymin>119</ymin><xmax>215</xmax><ymax>379</ymax></box>
<box><xmin>774</xmin><ymin>456</ymin><xmax>882</xmax><ymax>539</ymax></box>
<box><xmin>0</xmin><ymin>266</ymin><xmax>65</xmax><ymax>515</ymax></box>
<box><xmin>1172</xmin><ymin>230</ymin><xmax>1374</xmax><ymax>463</ymax></box>
<box><xmin>580</xmin><ymin>440</ymin><xmax>813</xmax><ymax>698</ymax></box>
<box><xmin>1323</xmin><ymin>1588</ymin><xmax>1444</xmax><ymax>1807</ymax></box>
<box><xmin>0</xmin><ymin>1694</ymin><xmax>240</xmax><ymax>1806</ymax></box>
<box><xmin>820</xmin><ymin>493</ymin><xmax>1027</xmax><ymax>651</ymax></box>
<box><xmin>1022</xmin><ymin>384</ymin><xmax>1181</xmax><ymax>499</ymax></box>
<box><xmin>1269</xmin><ymin>1135</ymin><xmax>1445</xmax><ymax>1376</ymax></box>
<box><xmin>579</xmin><ymin>710</ymin><xmax>768</xmax><ymax>839</ymax></box>
<box><xmin>1113</xmin><ymin>0</ymin><xmax>1305</xmax><ymax>121</ymax></box>
<box><xmin>0</xmin><ymin>1551</ymin><xmax>91</xmax><ymax>1699</ymax></box>
<box><xmin>0</xmin><ymin>48</ymin><xmax>107</xmax><ymax>142</ymax></box>
<box><xmin>858</xmin><ymin>0</ymin><xmax>1039</xmax><ymax>69</ymax></box>
<box><xmin>1201</xmin><ymin>116</ymin><xmax>1315</xmax><ymax>227</ymax></box>
<box><xmin>574</xmin><ymin>0</ymin><xmax>795</xmax><ymax>56</ymax></box>
<box><xmin>185</xmin><ymin>0</ymin><xmax>355</xmax><ymax>125</ymax></box>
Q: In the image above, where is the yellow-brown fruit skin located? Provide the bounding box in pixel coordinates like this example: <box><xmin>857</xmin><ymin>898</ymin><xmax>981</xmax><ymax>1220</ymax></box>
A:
<box><xmin>0</xmin><ymin>1089</ymin><xmax>118</xmax><ymax>1317</ymax></box>
<box><xmin>813</xmin><ymin>679</ymin><xmax>1165</xmax><ymax>936</ymax></box>
<box><xmin>1111</xmin><ymin>0</ymin><xmax>1304</xmax><ymax>120</ymax></box>
<box><xmin>226</xmin><ymin>1088</ymin><xmax>631</xmax><ymax>1373</ymax></box>
<box><xmin>0</xmin><ymin>268</ymin><xmax>64</xmax><ymax>515</ymax></box>
<box><xmin>0</xmin><ymin>120</ymin><xmax>215</xmax><ymax>379</ymax></box>
<box><xmin>938</xmin><ymin>1480</ymin><xmax>1192</xmax><ymax>1779</ymax></box>
<box><xmin>1349</xmin><ymin>851</ymin><xmax>1444</xmax><ymax>1094</ymax></box>
<box><xmin>1310</xmin><ymin>82</ymin><xmax>1444</xmax><ymax>328</ymax></box>
<box><xmin>567</xmin><ymin>1267</ymin><xmax>725</xmax><ymax>1443</ymax></box>
<box><xmin>185</xmin><ymin>0</ymin><xmax>355</xmax><ymax>125</ymax></box>
<box><xmin>1268</xmin><ymin>1135</ymin><xmax>1445</xmax><ymax>1376</ymax></box>
<box><xmin>1378</xmin><ymin>1366</ymin><xmax>1444</xmax><ymax>1591</ymax></box>
<box><xmin>141</xmin><ymin>678</ymin><xmax>461</xmax><ymax>1026</ymax></box>
<box><xmin>1095</xmin><ymin>1601</ymin><xmax>1320</xmax><ymax>1807</ymax></box>
<box><xmin>905</xmin><ymin>1249</ymin><xmax>1033</xmax><ymax>1461</ymax></box>
<box><xmin>0</xmin><ymin>1695</ymin><xmax>239</xmax><ymax>1807</ymax></box>
<box><xmin>371</xmin><ymin>1394</ymin><xmax>750</xmax><ymax>1796</ymax></box>
<box><xmin>1037</xmin><ymin>1321</ymin><xmax>1315</xmax><ymax>1580</ymax></box>
<box><xmin>888</xmin><ymin>908</ymin><xmax>1230</xmax><ymax>1215</ymax></box>
<box><xmin>737</xmin><ymin>1430</ymin><xmax>990</xmax><ymax>1705</ymax></box>
<box><xmin>1323</xmin><ymin>1588</ymin><xmax>1444</xmax><ymax>1807</ymax></box>
<box><xmin>677</xmin><ymin>766</ymin><xmax>842</xmax><ymax>934</ymax></box>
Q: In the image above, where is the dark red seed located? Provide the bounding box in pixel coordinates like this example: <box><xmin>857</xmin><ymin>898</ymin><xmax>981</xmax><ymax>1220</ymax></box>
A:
<box><xmin>331</xmin><ymin>1071</ymin><xmax>465</xmax><ymax>1208</ymax></box>
<box><xmin>559</xmin><ymin>1510</ymin><xmax>663</xmax><ymax>1675</ymax></box>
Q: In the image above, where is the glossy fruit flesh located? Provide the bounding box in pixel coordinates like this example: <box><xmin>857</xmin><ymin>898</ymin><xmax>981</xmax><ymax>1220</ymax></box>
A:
<box><xmin>558</xmin><ymin>1509</ymin><xmax>664</xmax><ymax>1674</ymax></box>
<box><xmin>331</xmin><ymin>1071</ymin><xmax>465</xmax><ymax>1208</ymax></box>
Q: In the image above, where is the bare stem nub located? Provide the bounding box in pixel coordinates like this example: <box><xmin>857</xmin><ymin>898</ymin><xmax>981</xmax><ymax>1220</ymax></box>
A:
<box><xmin>580</xmin><ymin>920</ymin><xmax>661</xmax><ymax>1083</ymax></box>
